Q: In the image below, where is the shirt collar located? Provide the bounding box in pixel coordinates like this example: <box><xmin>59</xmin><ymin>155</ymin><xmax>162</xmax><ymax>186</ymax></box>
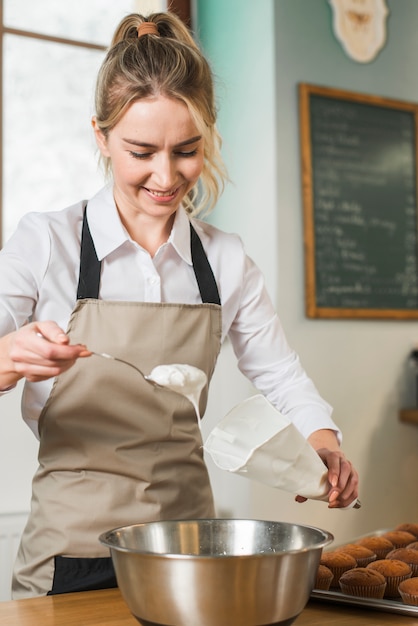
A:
<box><xmin>86</xmin><ymin>184</ymin><xmax>193</xmax><ymax>265</ymax></box>
<box><xmin>86</xmin><ymin>185</ymin><xmax>129</xmax><ymax>261</ymax></box>
<box><xmin>168</xmin><ymin>205</ymin><xmax>193</xmax><ymax>265</ymax></box>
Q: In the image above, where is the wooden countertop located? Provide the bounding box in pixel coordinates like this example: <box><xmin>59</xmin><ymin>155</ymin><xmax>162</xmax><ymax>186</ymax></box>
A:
<box><xmin>0</xmin><ymin>588</ymin><xmax>417</xmax><ymax>625</ymax></box>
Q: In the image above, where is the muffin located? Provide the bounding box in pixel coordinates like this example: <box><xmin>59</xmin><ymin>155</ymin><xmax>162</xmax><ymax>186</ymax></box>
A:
<box><xmin>387</xmin><ymin>548</ymin><xmax>418</xmax><ymax>576</ymax></box>
<box><xmin>314</xmin><ymin>564</ymin><xmax>334</xmax><ymax>590</ymax></box>
<box><xmin>399</xmin><ymin>577</ymin><xmax>418</xmax><ymax>606</ymax></box>
<box><xmin>381</xmin><ymin>530</ymin><xmax>416</xmax><ymax>549</ymax></box>
<box><xmin>407</xmin><ymin>541</ymin><xmax>418</xmax><ymax>551</ymax></box>
<box><xmin>339</xmin><ymin>567</ymin><xmax>386</xmax><ymax>599</ymax></box>
<box><xmin>335</xmin><ymin>543</ymin><xmax>376</xmax><ymax>567</ymax></box>
<box><xmin>320</xmin><ymin>552</ymin><xmax>357</xmax><ymax>587</ymax></box>
<box><xmin>367</xmin><ymin>559</ymin><xmax>412</xmax><ymax>597</ymax></box>
<box><xmin>395</xmin><ymin>523</ymin><xmax>418</xmax><ymax>539</ymax></box>
<box><xmin>356</xmin><ymin>535</ymin><xmax>394</xmax><ymax>559</ymax></box>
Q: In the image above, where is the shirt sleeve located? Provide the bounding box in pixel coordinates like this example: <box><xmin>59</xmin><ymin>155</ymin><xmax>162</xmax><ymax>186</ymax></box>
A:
<box><xmin>0</xmin><ymin>214</ymin><xmax>51</xmax><ymax>395</ymax></box>
<box><xmin>0</xmin><ymin>212</ymin><xmax>51</xmax><ymax>335</ymax></box>
<box><xmin>226</xmin><ymin>253</ymin><xmax>342</xmax><ymax>442</ymax></box>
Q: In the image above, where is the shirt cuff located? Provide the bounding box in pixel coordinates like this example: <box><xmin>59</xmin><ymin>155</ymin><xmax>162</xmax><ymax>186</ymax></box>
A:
<box><xmin>290</xmin><ymin>410</ymin><xmax>343</xmax><ymax>445</ymax></box>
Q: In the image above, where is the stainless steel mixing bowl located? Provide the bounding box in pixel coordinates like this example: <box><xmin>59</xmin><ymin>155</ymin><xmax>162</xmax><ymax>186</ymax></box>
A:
<box><xmin>99</xmin><ymin>518</ymin><xmax>333</xmax><ymax>626</ymax></box>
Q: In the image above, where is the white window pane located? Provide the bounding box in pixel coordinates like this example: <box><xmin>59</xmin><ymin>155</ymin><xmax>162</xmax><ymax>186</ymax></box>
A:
<box><xmin>4</xmin><ymin>0</ymin><xmax>167</xmax><ymax>46</ymax></box>
<box><xmin>3</xmin><ymin>35</ymin><xmax>105</xmax><ymax>242</ymax></box>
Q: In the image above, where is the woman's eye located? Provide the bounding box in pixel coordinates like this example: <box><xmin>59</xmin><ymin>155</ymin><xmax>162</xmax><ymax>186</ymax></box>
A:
<box><xmin>175</xmin><ymin>149</ymin><xmax>198</xmax><ymax>158</ymax></box>
<box><xmin>129</xmin><ymin>151</ymin><xmax>151</xmax><ymax>160</ymax></box>
<box><xmin>128</xmin><ymin>149</ymin><xmax>198</xmax><ymax>159</ymax></box>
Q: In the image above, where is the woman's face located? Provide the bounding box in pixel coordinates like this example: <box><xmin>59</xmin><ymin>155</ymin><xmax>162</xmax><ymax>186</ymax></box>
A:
<box><xmin>93</xmin><ymin>95</ymin><xmax>204</xmax><ymax>222</ymax></box>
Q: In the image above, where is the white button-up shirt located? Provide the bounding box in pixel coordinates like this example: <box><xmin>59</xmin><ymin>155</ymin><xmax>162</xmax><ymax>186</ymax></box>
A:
<box><xmin>0</xmin><ymin>185</ymin><xmax>339</xmax><ymax>440</ymax></box>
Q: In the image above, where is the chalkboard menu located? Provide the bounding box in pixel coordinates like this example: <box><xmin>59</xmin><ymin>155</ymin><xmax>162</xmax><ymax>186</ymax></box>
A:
<box><xmin>299</xmin><ymin>83</ymin><xmax>418</xmax><ymax>319</ymax></box>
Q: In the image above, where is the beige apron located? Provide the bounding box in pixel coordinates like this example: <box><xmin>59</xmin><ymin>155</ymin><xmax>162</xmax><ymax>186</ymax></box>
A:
<box><xmin>12</xmin><ymin>209</ymin><xmax>222</xmax><ymax>598</ymax></box>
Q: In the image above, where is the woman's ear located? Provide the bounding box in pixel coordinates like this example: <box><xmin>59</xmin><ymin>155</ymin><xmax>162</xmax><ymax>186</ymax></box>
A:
<box><xmin>91</xmin><ymin>116</ymin><xmax>110</xmax><ymax>156</ymax></box>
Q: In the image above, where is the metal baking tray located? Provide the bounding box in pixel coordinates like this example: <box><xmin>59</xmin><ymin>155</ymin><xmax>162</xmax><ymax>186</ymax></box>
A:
<box><xmin>310</xmin><ymin>528</ymin><xmax>418</xmax><ymax>616</ymax></box>
<box><xmin>310</xmin><ymin>588</ymin><xmax>418</xmax><ymax>617</ymax></box>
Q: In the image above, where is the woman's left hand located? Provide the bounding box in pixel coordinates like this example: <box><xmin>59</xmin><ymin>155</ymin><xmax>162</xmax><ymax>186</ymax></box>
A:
<box><xmin>317</xmin><ymin>447</ymin><xmax>359</xmax><ymax>508</ymax></box>
<box><xmin>295</xmin><ymin>429</ymin><xmax>359</xmax><ymax>509</ymax></box>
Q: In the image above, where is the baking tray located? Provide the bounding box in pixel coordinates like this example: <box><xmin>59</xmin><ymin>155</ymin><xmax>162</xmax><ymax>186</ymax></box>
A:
<box><xmin>310</xmin><ymin>528</ymin><xmax>418</xmax><ymax>616</ymax></box>
<box><xmin>310</xmin><ymin>588</ymin><xmax>418</xmax><ymax>617</ymax></box>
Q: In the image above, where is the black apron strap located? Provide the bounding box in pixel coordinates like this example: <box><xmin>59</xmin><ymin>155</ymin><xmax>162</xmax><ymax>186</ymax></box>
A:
<box><xmin>190</xmin><ymin>223</ymin><xmax>221</xmax><ymax>305</ymax></box>
<box><xmin>77</xmin><ymin>205</ymin><xmax>221</xmax><ymax>305</ymax></box>
<box><xmin>76</xmin><ymin>204</ymin><xmax>101</xmax><ymax>300</ymax></box>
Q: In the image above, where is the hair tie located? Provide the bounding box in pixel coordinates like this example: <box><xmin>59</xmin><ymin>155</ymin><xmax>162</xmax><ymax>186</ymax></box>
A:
<box><xmin>137</xmin><ymin>22</ymin><xmax>160</xmax><ymax>38</ymax></box>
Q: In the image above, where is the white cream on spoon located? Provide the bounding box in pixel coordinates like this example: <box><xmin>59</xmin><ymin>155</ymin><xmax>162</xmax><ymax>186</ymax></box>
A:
<box><xmin>146</xmin><ymin>364</ymin><xmax>207</xmax><ymax>423</ymax></box>
<box><xmin>91</xmin><ymin>352</ymin><xmax>207</xmax><ymax>425</ymax></box>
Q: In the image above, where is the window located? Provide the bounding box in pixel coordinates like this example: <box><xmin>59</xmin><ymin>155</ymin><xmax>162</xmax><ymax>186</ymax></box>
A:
<box><xmin>1</xmin><ymin>0</ymin><xmax>190</xmax><ymax>244</ymax></box>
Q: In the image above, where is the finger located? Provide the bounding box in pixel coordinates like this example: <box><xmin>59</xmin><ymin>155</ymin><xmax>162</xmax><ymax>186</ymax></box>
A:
<box><xmin>336</xmin><ymin>473</ymin><xmax>359</xmax><ymax>507</ymax></box>
<box><xmin>10</xmin><ymin>329</ymin><xmax>88</xmax><ymax>380</ymax></box>
<box><xmin>328</xmin><ymin>473</ymin><xmax>359</xmax><ymax>508</ymax></box>
<box><xmin>325</xmin><ymin>453</ymin><xmax>344</xmax><ymax>489</ymax></box>
<box><xmin>78</xmin><ymin>349</ymin><xmax>93</xmax><ymax>358</ymax></box>
<box><xmin>34</xmin><ymin>321</ymin><xmax>70</xmax><ymax>345</ymax></box>
<box><xmin>323</xmin><ymin>451</ymin><xmax>353</xmax><ymax>494</ymax></box>
<box><xmin>32</xmin><ymin>328</ymin><xmax>89</xmax><ymax>362</ymax></box>
<box><xmin>27</xmin><ymin>338</ymin><xmax>83</xmax><ymax>365</ymax></box>
<box><xmin>316</xmin><ymin>448</ymin><xmax>338</xmax><ymax>479</ymax></box>
<box><xmin>16</xmin><ymin>359</ymin><xmax>77</xmax><ymax>381</ymax></box>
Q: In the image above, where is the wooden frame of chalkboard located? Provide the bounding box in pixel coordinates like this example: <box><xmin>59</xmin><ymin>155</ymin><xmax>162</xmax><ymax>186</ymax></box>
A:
<box><xmin>299</xmin><ymin>83</ymin><xmax>418</xmax><ymax>319</ymax></box>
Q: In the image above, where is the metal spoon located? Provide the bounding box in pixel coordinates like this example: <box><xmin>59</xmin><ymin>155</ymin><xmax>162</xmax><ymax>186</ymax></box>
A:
<box><xmin>35</xmin><ymin>333</ymin><xmax>163</xmax><ymax>390</ymax></box>
<box><xmin>91</xmin><ymin>351</ymin><xmax>163</xmax><ymax>389</ymax></box>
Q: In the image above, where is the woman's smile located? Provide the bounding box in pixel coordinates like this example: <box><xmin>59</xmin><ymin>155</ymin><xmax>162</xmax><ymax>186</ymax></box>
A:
<box><xmin>142</xmin><ymin>185</ymin><xmax>181</xmax><ymax>202</ymax></box>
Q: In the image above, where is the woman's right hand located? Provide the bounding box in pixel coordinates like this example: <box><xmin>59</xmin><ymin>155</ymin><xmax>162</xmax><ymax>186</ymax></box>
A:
<box><xmin>0</xmin><ymin>321</ymin><xmax>90</xmax><ymax>388</ymax></box>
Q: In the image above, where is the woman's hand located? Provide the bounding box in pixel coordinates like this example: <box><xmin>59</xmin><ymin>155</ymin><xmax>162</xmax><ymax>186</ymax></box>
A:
<box><xmin>0</xmin><ymin>321</ymin><xmax>90</xmax><ymax>388</ymax></box>
<box><xmin>315</xmin><ymin>447</ymin><xmax>359</xmax><ymax>508</ymax></box>
<box><xmin>295</xmin><ymin>428</ymin><xmax>359</xmax><ymax>509</ymax></box>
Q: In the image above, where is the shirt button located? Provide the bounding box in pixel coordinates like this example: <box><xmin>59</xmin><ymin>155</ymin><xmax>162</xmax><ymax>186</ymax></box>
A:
<box><xmin>149</xmin><ymin>276</ymin><xmax>159</xmax><ymax>286</ymax></box>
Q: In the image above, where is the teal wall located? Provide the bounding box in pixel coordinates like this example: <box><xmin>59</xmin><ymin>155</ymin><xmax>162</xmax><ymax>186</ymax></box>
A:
<box><xmin>195</xmin><ymin>0</ymin><xmax>278</xmax><ymax>298</ymax></box>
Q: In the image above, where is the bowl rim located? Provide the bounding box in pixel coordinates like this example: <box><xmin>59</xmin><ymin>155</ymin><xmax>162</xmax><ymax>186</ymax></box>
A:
<box><xmin>99</xmin><ymin>517</ymin><xmax>334</xmax><ymax>557</ymax></box>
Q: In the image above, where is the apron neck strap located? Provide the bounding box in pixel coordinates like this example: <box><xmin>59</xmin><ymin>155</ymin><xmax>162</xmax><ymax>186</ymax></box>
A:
<box><xmin>77</xmin><ymin>203</ymin><xmax>101</xmax><ymax>300</ymax></box>
<box><xmin>77</xmin><ymin>206</ymin><xmax>221</xmax><ymax>305</ymax></box>
<box><xmin>190</xmin><ymin>223</ymin><xmax>221</xmax><ymax>305</ymax></box>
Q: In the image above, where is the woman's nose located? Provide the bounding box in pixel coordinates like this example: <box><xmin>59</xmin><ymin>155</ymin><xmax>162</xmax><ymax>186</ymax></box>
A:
<box><xmin>153</xmin><ymin>154</ymin><xmax>177</xmax><ymax>189</ymax></box>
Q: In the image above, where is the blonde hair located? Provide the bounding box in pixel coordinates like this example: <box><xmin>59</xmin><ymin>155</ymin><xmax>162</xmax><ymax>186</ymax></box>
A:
<box><xmin>94</xmin><ymin>12</ymin><xmax>227</xmax><ymax>216</ymax></box>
